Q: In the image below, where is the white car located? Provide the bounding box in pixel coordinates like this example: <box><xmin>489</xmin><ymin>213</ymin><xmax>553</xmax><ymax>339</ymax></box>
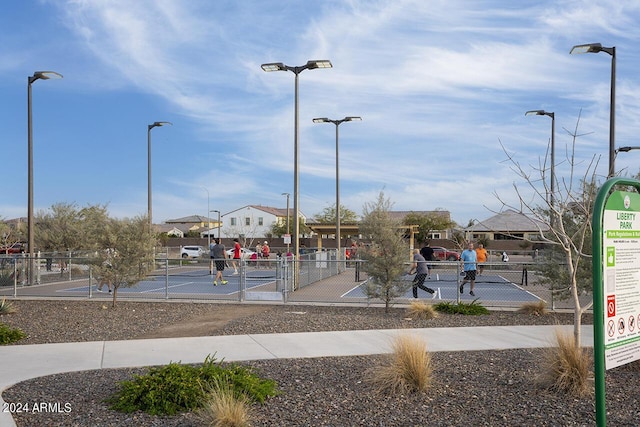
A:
<box><xmin>225</xmin><ymin>247</ymin><xmax>257</xmax><ymax>260</ymax></box>
<box><xmin>181</xmin><ymin>246</ymin><xmax>205</xmax><ymax>259</ymax></box>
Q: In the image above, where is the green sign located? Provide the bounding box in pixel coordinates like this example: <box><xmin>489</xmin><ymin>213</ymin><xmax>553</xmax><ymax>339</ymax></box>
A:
<box><xmin>593</xmin><ymin>178</ymin><xmax>640</xmax><ymax>426</ymax></box>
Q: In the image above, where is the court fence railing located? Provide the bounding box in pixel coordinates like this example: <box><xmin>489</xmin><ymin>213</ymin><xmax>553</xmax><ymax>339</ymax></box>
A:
<box><xmin>0</xmin><ymin>253</ymin><xmax>589</xmax><ymax>310</ymax></box>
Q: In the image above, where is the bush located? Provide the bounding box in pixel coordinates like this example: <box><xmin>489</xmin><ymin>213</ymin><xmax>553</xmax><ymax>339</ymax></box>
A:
<box><xmin>0</xmin><ymin>322</ymin><xmax>27</xmax><ymax>344</ymax></box>
<box><xmin>517</xmin><ymin>300</ymin><xmax>548</xmax><ymax>316</ymax></box>
<box><xmin>434</xmin><ymin>299</ymin><xmax>490</xmax><ymax>315</ymax></box>
<box><xmin>538</xmin><ymin>329</ymin><xmax>592</xmax><ymax>397</ymax></box>
<box><xmin>406</xmin><ymin>300</ymin><xmax>438</xmax><ymax>320</ymax></box>
<box><xmin>107</xmin><ymin>355</ymin><xmax>278</xmax><ymax>415</ymax></box>
<box><xmin>366</xmin><ymin>334</ymin><xmax>433</xmax><ymax>394</ymax></box>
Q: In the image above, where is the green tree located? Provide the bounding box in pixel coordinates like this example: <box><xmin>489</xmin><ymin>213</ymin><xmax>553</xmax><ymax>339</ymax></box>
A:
<box><xmin>358</xmin><ymin>192</ymin><xmax>410</xmax><ymax>313</ymax></box>
<box><xmin>403</xmin><ymin>210</ymin><xmax>456</xmax><ymax>244</ymax></box>
<box><xmin>269</xmin><ymin>217</ymin><xmax>311</xmax><ymax>238</ymax></box>
<box><xmin>94</xmin><ymin>215</ymin><xmax>157</xmax><ymax>307</ymax></box>
<box><xmin>35</xmin><ymin>202</ymin><xmax>85</xmax><ymax>253</ymax></box>
<box><xmin>312</xmin><ymin>204</ymin><xmax>358</xmax><ymax>223</ymax></box>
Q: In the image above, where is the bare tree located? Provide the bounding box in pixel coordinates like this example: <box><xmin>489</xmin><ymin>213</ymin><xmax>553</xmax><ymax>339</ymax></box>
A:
<box><xmin>496</xmin><ymin>111</ymin><xmax>598</xmax><ymax>346</ymax></box>
<box><xmin>359</xmin><ymin>192</ymin><xmax>411</xmax><ymax>313</ymax></box>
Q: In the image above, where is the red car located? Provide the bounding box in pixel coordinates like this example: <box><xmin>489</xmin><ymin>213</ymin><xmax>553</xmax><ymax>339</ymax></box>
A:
<box><xmin>0</xmin><ymin>242</ymin><xmax>25</xmax><ymax>255</ymax></box>
<box><xmin>431</xmin><ymin>246</ymin><xmax>460</xmax><ymax>261</ymax></box>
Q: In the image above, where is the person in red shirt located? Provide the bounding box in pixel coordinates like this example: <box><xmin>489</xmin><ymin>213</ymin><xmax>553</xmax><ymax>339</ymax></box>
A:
<box><xmin>261</xmin><ymin>241</ymin><xmax>270</xmax><ymax>267</ymax></box>
<box><xmin>232</xmin><ymin>238</ymin><xmax>241</xmax><ymax>275</ymax></box>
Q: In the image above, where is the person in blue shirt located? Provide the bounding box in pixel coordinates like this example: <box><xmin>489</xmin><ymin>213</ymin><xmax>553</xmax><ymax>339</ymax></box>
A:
<box><xmin>460</xmin><ymin>242</ymin><xmax>477</xmax><ymax>296</ymax></box>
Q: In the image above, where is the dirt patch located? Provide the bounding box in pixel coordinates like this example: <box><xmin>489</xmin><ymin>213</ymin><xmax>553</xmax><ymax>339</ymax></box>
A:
<box><xmin>134</xmin><ymin>304</ymin><xmax>274</xmax><ymax>339</ymax></box>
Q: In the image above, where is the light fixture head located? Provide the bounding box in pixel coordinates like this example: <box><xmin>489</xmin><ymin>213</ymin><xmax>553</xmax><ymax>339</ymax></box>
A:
<box><xmin>312</xmin><ymin>118</ymin><xmax>330</xmax><ymax>123</ymax></box>
<box><xmin>33</xmin><ymin>71</ymin><xmax>63</xmax><ymax>80</ymax></box>
<box><xmin>344</xmin><ymin>116</ymin><xmax>362</xmax><ymax>122</ymax></box>
<box><xmin>306</xmin><ymin>60</ymin><xmax>332</xmax><ymax>69</ymax></box>
<box><xmin>570</xmin><ymin>43</ymin><xmax>603</xmax><ymax>54</ymax></box>
<box><xmin>261</xmin><ymin>62</ymin><xmax>286</xmax><ymax>72</ymax></box>
<box><xmin>149</xmin><ymin>121</ymin><xmax>172</xmax><ymax>130</ymax></box>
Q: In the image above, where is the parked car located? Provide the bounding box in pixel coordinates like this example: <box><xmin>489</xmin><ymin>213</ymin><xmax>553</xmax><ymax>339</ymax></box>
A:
<box><xmin>431</xmin><ymin>246</ymin><xmax>460</xmax><ymax>261</ymax></box>
<box><xmin>180</xmin><ymin>246</ymin><xmax>205</xmax><ymax>258</ymax></box>
<box><xmin>225</xmin><ymin>247</ymin><xmax>257</xmax><ymax>260</ymax></box>
<box><xmin>0</xmin><ymin>242</ymin><xmax>25</xmax><ymax>255</ymax></box>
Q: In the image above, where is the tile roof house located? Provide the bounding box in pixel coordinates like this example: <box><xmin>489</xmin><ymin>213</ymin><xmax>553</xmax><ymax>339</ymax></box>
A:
<box><xmin>464</xmin><ymin>209</ymin><xmax>550</xmax><ymax>242</ymax></box>
<box><xmin>219</xmin><ymin>205</ymin><xmax>303</xmax><ymax>240</ymax></box>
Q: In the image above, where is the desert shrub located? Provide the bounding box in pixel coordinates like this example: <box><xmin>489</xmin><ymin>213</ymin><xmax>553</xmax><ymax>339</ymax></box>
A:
<box><xmin>366</xmin><ymin>334</ymin><xmax>433</xmax><ymax>394</ymax></box>
<box><xmin>538</xmin><ymin>329</ymin><xmax>592</xmax><ymax>397</ymax></box>
<box><xmin>0</xmin><ymin>297</ymin><xmax>16</xmax><ymax>315</ymax></box>
<box><xmin>517</xmin><ymin>300</ymin><xmax>548</xmax><ymax>316</ymax></box>
<box><xmin>0</xmin><ymin>323</ymin><xmax>27</xmax><ymax>344</ymax></box>
<box><xmin>406</xmin><ymin>300</ymin><xmax>438</xmax><ymax>320</ymax></box>
<box><xmin>108</xmin><ymin>355</ymin><xmax>278</xmax><ymax>415</ymax></box>
<box><xmin>435</xmin><ymin>299</ymin><xmax>490</xmax><ymax>315</ymax></box>
<box><xmin>197</xmin><ymin>377</ymin><xmax>253</xmax><ymax>427</ymax></box>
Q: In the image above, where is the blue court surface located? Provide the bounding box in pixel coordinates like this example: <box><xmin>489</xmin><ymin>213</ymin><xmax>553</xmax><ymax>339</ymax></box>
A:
<box><xmin>58</xmin><ymin>267</ymin><xmax>278</xmax><ymax>296</ymax></box>
<box><xmin>344</xmin><ymin>272</ymin><xmax>542</xmax><ymax>303</ymax></box>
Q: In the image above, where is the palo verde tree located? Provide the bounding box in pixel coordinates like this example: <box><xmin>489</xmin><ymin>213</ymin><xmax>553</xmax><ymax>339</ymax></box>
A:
<box><xmin>312</xmin><ymin>204</ymin><xmax>358</xmax><ymax>223</ymax></box>
<box><xmin>358</xmin><ymin>192</ymin><xmax>410</xmax><ymax>313</ymax></box>
<box><xmin>403</xmin><ymin>210</ymin><xmax>456</xmax><ymax>245</ymax></box>
<box><xmin>497</xmin><ymin>111</ymin><xmax>598</xmax><ymax>346</ymax></box>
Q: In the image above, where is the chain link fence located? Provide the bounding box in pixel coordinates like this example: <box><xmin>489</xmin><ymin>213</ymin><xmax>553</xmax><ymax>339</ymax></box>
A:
<box><xmin>0</xmin><ymin>252</ymin><xmax>590</xmax><ymax>310</ymax></box>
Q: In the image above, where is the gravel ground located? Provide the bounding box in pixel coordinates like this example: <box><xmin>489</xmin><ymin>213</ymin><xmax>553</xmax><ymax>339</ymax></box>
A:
<box><xmin>2</xmin><ymin>299</ymin><xmax>639</xmax><ymax>426</ymax></box>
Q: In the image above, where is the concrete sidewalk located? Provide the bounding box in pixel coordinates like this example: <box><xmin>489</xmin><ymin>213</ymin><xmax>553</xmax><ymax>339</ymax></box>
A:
<box><xmin>0</xmin><ymin>325</ymin><xmax>594</xmax><ymax>427</ymax></box>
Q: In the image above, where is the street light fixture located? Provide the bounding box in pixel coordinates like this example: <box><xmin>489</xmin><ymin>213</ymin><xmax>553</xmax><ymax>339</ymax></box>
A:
<box><xmin>147</xmin><ymin>121</ymin><xmax>172</xmax><ymax>227</ymax></box>
<box><xmin>261</xmin><ymin>60</ymin><xmax>333</xmax><ymax>266</ymax></box>
<box><xmin>525</xmin><ymin>110</ymin><xmax>555</xmax><ymax>225</ymax></box>
<box><xmin>27</xmin><ymin>70</ymin><xmax>62</xmax><ymax>285</ymax></box>
<box><xmin>615</xmin><ymin>146</ymin><xmax>640</xmax><ymax>153</ymax></box>
<box><xmin>312</xmin><ymin>116</ymin><xmax>362</xmax><ymax>262</ymax></box>
<box><xmin>570</xmin><ymin>42</ymin><xmax>616</xmax><ymax>178</ymax></box>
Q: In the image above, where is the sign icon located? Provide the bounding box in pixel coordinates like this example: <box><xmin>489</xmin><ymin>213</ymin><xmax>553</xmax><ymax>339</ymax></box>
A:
<box><xmin>629</xmin><ymin>316</ymin><xmax>635</xmax><ymax>332</ymax></box>
<box><xmin>608</xmin><ymin>320</ymin><xmax>615</xmax><ymax>337</ymax></box>
<box><xmin>607</xmin><ymin>295</ymin><xmax>616</xmax><ymax>318</ymax></box>
<box><xmin>618</xmin><ymin>318</ymin><xmax>625</xmax><ymax>335</ymax></box>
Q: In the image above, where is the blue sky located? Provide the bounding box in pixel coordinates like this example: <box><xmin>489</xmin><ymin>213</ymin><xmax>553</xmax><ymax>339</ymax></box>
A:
<box><xmin>2</xmin><ymin>0</ymin><xmax>640</xmax><ymax>227</ymax></box>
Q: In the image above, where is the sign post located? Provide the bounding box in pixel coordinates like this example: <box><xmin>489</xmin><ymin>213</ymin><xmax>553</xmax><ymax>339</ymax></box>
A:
<box><xmin>592</xmin><ymin>177</ymin><xmax>640</xmax><ymax>426</ymax></box>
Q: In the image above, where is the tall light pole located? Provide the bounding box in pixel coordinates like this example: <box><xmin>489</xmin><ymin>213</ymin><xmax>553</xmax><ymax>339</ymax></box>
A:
<box><xmin>281</xmin><ymin>192</ymin><xmax>290</xmax><ymax>254</ymax></box>
<box><xmin>202</xmin><ymin>187</ymin><xmax>211</xmax><ymax>248</ymax></box>
<box><xmin>261</xmin><ymin>60</ymin><xmax>332</xmax><ymax>265</ymax></box>
<box><xmin>28</xmin><ymin>70</ymin><xmax>62</xmax><ymax>285</ymax></box>
<box><xmin>147</xmin><ymin>121</ymin><xmax>172</xmax><ymax>228</ymax></box>
<box><xmin>525</xmin><ymin>110</ymin><xmax>555</xmax><ymax>226</ymax></box>
<box><xmin>570</xmin><ymin>42</ymin><xmax>616</xmax><ymax>178</ymax></box>
<box><xmin>210</xmin><ymin>210</ymin><xmax>221</xmax><ymax>240</ymax></box>
<box><xmin>312</xmin><ymin>116</ymin><xmax>361</xmax><ymax>262</ymax></box>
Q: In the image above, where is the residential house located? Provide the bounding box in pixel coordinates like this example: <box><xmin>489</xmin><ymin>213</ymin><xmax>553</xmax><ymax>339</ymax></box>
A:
<box><xmin>162</xmin><ymin>215</ymin><xmax>218</xmax><ymax>237</ymax></box>
<box><xmin>463</xmin><ymin>209</ymin><xmax>550</xmax><ymax>250</ymax></box>
<box><xmin>220</xmin><ymin>205</ymin><xmax>302</xmax><ymax>240</ymax></box>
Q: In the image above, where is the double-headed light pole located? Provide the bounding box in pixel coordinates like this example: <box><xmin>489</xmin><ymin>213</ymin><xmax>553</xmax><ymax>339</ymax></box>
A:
<box><xmin>570</xmin><ymin>42</ymin><xmax>616</xmax><ymax>178</ymax></box>
<box><xmin>261</xmin><ymin>60</ymin><xmax>332</xmax><ymax>262</ymax></box>
<box><xmin>312</xmin><ymin>116</ymin><xmax>361</xmax><ymax>261</ymax></box>
<box><xmin>28</xmin><ymin>70</ymin><xmax>62</xmax><ymax>285</ymax></box>
<box><xmin>147</xmin><ymin>121</ymin><xmax>172</xmax><ymax>228</ymax></box>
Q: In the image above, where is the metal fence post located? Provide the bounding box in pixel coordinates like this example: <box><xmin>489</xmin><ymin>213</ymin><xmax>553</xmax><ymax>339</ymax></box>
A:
<box><xmin>165</xmin><ymin>258</ymin><xmax>169</xmax><ymax>299</ymax></box>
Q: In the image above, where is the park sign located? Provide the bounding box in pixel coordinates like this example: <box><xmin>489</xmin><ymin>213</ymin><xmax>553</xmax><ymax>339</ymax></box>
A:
<box><xmin>599</xmin><ymin>189</ymin><xmax>640</xmax><ymax>369</ymax></box>
<box><xmin>592</xmin><ymin>178</ymin><xmax>640</xmax><ymax>426</ymax></box>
